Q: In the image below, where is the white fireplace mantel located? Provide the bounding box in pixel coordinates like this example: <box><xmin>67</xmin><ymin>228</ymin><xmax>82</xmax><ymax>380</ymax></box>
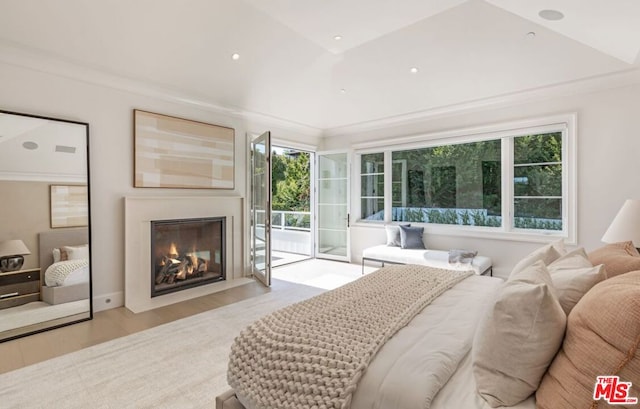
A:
<box><xmin>124</xmin><ymin>196</ymin><xmax>251</xmax><ymax>313</ymax></box>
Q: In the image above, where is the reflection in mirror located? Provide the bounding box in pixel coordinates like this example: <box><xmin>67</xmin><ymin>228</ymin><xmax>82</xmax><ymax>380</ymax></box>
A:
<box><xmin>0</xmin><ymin>110</ymin><xmax>91</xmax><ymax>342</ymax></box>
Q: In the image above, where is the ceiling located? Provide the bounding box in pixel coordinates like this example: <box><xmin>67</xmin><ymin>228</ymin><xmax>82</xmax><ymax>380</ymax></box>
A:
<box><xmin>0</xmin><ymin>0</ymin><xmax>638</xmax><ymax>133</ymax></box>
<box><xmin>0</xmin><ymin>112</ymin><xmax>87</xmax><ymax>182</ymax></box>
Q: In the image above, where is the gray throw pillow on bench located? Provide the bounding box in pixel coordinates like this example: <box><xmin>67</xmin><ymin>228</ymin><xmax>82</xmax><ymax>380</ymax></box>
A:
<box><xmin>399</xmin><ymin>225</ymin><xmax>425</xmax><ymax>249</ymax></box>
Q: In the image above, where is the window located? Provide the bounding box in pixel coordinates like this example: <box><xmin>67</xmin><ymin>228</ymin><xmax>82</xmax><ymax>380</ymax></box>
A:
<box><xmin>513</xmin><ymin>132</ymin><xmax>563</xmax><ymax>231</ymax></box>
<box><xmin>360</xmin><ymin>153</ymin><xmax>384</xmax><ymax>220</ymax></box>
<box><xmin>391</xmin><ymin>140</ymin><xmax>502</xmax><ymax>226</ymax></box>
<box><xmin>355</xmin><ymin>114</ymin><xmax>575</xmax><ymax>240</ymax></box>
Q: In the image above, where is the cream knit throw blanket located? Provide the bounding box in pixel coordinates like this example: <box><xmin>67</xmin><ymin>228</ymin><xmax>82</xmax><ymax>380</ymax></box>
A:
<box><xmin>227</xmin><ymin>264</ymin><xmax>473</xmax><ymax>409</ymax></box>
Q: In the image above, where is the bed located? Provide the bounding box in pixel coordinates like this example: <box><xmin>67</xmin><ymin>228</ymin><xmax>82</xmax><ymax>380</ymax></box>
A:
<box><xmin>217</xmin><ymin>240</ymin><xmax>640</xmax><ymax>409</ymax></box>
<box><xmin>38</xmin><ymin>228</ymin><xmax>90</xmax><ymax>305</ymax></box>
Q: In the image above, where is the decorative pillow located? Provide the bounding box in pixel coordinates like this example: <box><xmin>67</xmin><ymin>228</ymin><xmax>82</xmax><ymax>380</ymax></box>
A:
<box><xmin>547</xmin><ymin>247</ymin><xmax>606</xmax><ymax>315</ymax></box>
<box><xmin>472</xmin><ymin>260</ymin><xmax>566</xmax><ymax>407</ymax></box>
<box><xmin>536</xmin><ymin>271</ymin><xmax>640</xmax><ymax>409</ymax></box>
<box><xmin>551</xmin><ymin>238</ymin><xmax>568</xmax><ymax>256</ymax></box>
<box><xmin>510</xmin><ymin>243</ymin><xmax>562</xmax><ymax>276</ymax></box>
<box><xmin>588</xmin><ymin>241</ymin><xmax>640</xmax><ymax>278</ymax></box>
<box><xmin>52</xmin><ymin>248</ymin><xmax>61</xmax><ymax>263</ymax></box>
<box><xmin>385</xmin><ymin>224</ymin><xmax>410</xmax><ymax>247</ymax></box>
<box><xmin>62</xmin><ymin>244</ymin><xmax>89</xmax><ymax>261</ymax></box>
<box><xmin>448</xmin><ymin>249</ymin><xmax>477</xmax><ymax>264</ymax></box>
<box><xmin>398</xmin><ymin>225</ymin><xmax>425</xmax><ymax>250</ymax></box>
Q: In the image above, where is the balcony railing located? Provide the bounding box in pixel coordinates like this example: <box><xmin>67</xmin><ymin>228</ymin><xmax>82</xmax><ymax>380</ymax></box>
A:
<box><xmin>271</xmin><ymin>210</ymin><xmax>311</xmax><ymax>232</ymax></box>
<box><xmin>255</xmin><ymin>210</ymin><xmax>311</xmax><ymax>256</ymax></box>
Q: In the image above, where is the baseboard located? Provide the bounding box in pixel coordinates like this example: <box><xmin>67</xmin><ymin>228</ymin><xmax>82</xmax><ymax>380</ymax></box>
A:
<box><xmin>93</xmin><ymin>291</ymin><xmax>124</xmax><ymax>312</ymax></box>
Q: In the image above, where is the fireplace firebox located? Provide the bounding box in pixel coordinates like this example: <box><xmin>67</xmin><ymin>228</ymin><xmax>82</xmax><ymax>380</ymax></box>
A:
<box><xmin>150</xmin><ymin>217</ymin><xmax>225</xmax><ymax>297</ymax></box>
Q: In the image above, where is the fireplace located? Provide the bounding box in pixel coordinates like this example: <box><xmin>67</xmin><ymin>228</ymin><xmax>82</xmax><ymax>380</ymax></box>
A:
<box><xmin>150</xmin><ymin>217</ymin><xmax>225</xmax><ymax>297</ymax></box>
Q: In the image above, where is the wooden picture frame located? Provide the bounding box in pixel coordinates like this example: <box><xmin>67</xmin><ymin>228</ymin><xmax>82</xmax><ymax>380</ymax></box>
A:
<box><xmin>133</xmin><ymin>110</ymin><xmax>235</xmax><ymax>189</ymax></box>
<box><xmin>50</xmin><ymin>185</ymin><xmax>89</xmax><ymax>228</ymax></box>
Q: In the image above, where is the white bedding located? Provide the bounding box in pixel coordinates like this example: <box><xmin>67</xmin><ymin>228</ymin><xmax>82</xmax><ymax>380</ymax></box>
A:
<box><xmin>431</xmin><ymin>351</ymin><xmax>536</xmax><ymax>409</ymax></box>
<box><xmin>351</xmin><ymin>275</ymin><xmax>504</xmax><ymax>409</ymax></box>
<box><xmin>44</xmin><ymin>259</ymin><xmax>90</xmax><ymax>286</ymax></box>
<box><xmin>228</xmin><ymin>274</ymin><xmax>538</xmax><ymax>409</ymax></box>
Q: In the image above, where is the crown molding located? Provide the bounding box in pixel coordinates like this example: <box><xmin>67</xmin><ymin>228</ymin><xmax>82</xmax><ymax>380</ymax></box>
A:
<box><xmin>0</xmin><ymin>41</ymin><xmax>323</xmax><ymax>138</ymax></box>
<box><xmin>323</xmin><ymin>68</ymin><xmax>640</xmax><ymax>138</ymax></box>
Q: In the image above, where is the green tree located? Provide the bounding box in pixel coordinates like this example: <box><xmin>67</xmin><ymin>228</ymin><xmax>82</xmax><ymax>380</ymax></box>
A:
<box><xmin>271</xmin><ymin>149</ymin><xmax>287</xmax><ymax>200</ymax></box>
<box><xmin>272</xmin><ymin>151</ymin><xmax>310</xmax><ymax>212</ymax></box>
<box><xmin>390</xmin><ymin>132</ymin><xmax>562</xmax><ymax>229</ymax></box>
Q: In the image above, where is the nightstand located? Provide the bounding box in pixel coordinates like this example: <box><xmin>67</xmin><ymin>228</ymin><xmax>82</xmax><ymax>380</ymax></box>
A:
<box><xmin>0</xmin><ymin>268</ymin><xmax>41</xmax><ymax>309</ymax></box>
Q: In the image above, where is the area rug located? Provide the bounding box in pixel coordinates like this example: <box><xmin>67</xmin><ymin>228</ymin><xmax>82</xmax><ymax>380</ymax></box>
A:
<box><xmin>0</xmin><ymin>284</ymin><xmax>323</xmax><ymax>409</ymax></box>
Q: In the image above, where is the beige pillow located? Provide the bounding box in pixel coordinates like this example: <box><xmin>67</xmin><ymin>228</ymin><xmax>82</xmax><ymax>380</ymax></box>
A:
<box><xmin>547</xmin><ymin>247</ymin><xmax>607</xmax><ymax>315</ymax></box>
<box><xmin>510</xmin><ymin>243</ymin><xmax>562</xmax><ymax>276</ymax></box>
<box><xmin>588</xmin><ymin>241</ymin><xmax>640</xmax><ymax>278</ymax></box>
<box><xmin>536</xmin><ymin>271</ymin><xmax>640</xmax><ymax>409</ymax></box>
<box><xmin>551</xmin><ymin>238</ymin><xmax>568</xmax><ymax>256</ymax></box>
<box><xmin>472</xmin><ymin>260</ymin><xmax>566</xmax><ymax>407</ymax></box>
<box><xmin>62</xmin><ymin>244</ymin><xmax>89</xmax><ymax>261</ymax></box>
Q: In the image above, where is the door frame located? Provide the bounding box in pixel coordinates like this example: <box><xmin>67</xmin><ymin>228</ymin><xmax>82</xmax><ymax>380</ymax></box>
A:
<box><xmin>250</xmin><ymin>131</ymin><xmax>271</xmax><ymax>286</ymax></box>
<box><xmin>270</xmin><ymin>142</ymin><xmax>316</xmax><ymax>261</ymax></box>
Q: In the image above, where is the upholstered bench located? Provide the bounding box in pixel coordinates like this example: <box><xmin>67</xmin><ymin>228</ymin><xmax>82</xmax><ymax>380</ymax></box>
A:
<box><xmin>362</xmin><ymin>245</ymin><xmax>493</xmax><ymax>276</ymax></box>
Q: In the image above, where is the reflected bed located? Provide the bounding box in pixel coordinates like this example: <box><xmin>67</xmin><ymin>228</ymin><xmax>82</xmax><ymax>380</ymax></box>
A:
<box><xmin>39</xmin><ymin>228</ymin><xmax>90</xmax><ymax>305</ymax></box>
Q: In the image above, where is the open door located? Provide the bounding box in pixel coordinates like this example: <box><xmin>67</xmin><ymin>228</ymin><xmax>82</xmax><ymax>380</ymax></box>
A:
<box><xmin>250</xmin><ymin>131</ymin><xmax>271</xmax><ymax>286</ymax></box>
<box><xmin>315</xmin><ymin>152</ymin><xmax>350</xmax><ymax>262</ymax></box>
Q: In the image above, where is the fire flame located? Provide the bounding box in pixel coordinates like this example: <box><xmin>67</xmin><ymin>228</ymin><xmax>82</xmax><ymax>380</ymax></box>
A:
<box><xmin>168</xmin><ymin>242</ymin><xmax>178</xmax><ymax>257</ymax></box>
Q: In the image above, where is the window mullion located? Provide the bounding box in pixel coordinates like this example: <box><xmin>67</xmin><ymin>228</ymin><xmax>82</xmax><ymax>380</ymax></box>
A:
<box><xmin>502</xmin><ymin>137</ymin><xmax>514</xmax><ymax>232</ymax></box>
<box><xmin>384</xmin><ymin>151</ymin><xmax>392</xmax><ymax>223</ymax></box>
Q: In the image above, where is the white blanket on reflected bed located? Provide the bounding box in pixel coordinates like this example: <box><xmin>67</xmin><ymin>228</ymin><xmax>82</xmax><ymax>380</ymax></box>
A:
<box><xmin>44</xmin><ymin>259</ymin><xmax>89</xmax><ymax>286</ymax></box>
<box><xmin>351</xmin><ymin>275</ymin><xmax>504</xmax><ymax>409</ymax></box>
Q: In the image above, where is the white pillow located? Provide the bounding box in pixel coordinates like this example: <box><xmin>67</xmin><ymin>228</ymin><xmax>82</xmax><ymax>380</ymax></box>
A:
<box><xmin>547</xmin><ymin>247</ymin><xmax>607</xmax><ymax>315</ymax></box>
<box><xmin>62</xmin><ymin>244</ymin><xmax>89</xmax><ymax>261</ymax></box>
<box><xmin>510</xmin><ymin>243</ymin><xmax>562</xmax><ymax>276</ymax></box>
<box><xmin>384</xmin><ymin>224</ymin><xmax>409</xmax><ymax>247</ymax></box>
<box><xmin>550</xmin><ymin>238</ymin><xmax>568</xmax><ymax>256</ymax></box>
<box><xmin>473</xmin><ymin>260</ymin><xmax>566</xmax><ymax>407</ymax></box>
<box><xmin>52</xmin><ymin>248</ymin><xmax>61</xmax><ymax>263</ymax></box>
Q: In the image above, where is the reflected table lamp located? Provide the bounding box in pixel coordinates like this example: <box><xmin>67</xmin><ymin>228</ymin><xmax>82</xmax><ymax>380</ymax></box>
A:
<box><xmin>601</xmin><ymin>199</ymin><xmax>640</xmax><ymax>249</ymax></box>
<box><xmin>0</xmin><ymin>239</ymin><xmax>31</xmax><ymax>273</ymax></box>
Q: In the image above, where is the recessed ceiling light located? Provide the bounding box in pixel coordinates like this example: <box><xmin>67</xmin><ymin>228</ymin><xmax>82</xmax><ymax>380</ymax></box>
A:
<box><xmin>539</xmin><ymin>9</ymin><xmax>564</xmax><ymax>21</ymax></box>
<box><xmin>231</xmin><ymin>53</ymin><xmax>240</xmax><ymax>60</ymax></box>
<box><xmin>410</xmin><ymin>67</ymin><xmax>419</xmax><ymax>74</ymax></box>
<box><xmin>334</xmin><ymin>35</ymin><xmax>342</xmax><ymax>41</ymax></box>
<box><xmin>526</xmin><ymin>31</ymin><xmax>536</xmax><ymax>39</ymax></box>
<box><xmin>22</xmin><ymin>141</ymin><xmax>38</xmax><ymax>150</ymax></box>
<box><xmin>340</xmin><ymin>88</ymin><xmax>346</xmax><ymax>94</ymax></box>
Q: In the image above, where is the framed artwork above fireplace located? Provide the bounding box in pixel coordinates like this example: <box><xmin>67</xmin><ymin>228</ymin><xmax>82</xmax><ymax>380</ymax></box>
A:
<box><xmin>133</xmin><ymin>110</ymin><xmax>235</xmax><ymax>189</ymax></box>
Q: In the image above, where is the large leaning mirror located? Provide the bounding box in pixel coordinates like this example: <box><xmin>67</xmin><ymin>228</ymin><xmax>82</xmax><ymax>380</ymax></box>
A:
<box><xmin>0</xmin><ymin>109</ymin><xmax>91</xmax><ymax>342</ymax></box>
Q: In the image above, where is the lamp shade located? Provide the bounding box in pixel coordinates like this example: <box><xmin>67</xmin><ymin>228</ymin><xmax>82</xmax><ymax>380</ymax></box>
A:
<box><xmin>602</xmin><ymin>199</ymin><xmax>640</xmax><ymax>247</ymax></box>
<box><xmin>0</xmin><ymin>239</ymin><xmax>31</xmax><ymax>257</ymax></box>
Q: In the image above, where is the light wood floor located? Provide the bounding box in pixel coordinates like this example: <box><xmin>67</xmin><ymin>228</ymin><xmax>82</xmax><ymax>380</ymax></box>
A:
<box><xmin>0</xmin><ymin>279</ymin><xmax>298</xmax><ymax>375</ymax></box>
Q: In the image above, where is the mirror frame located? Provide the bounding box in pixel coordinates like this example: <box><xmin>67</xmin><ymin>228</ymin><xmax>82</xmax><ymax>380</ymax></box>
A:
<box><xmin>0</xmin><ymin>109</ymin><xmax>92</xmax><ymax>342</ymax></box>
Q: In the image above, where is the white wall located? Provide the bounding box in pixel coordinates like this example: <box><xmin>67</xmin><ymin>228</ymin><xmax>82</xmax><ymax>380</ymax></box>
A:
<box><xmin>2</xmin><ymin>54</ymin><xmax>637</xmax><ymax>297</ymax></box>
<box><xmin>321</xmin><ymin>83</ymin><xmax>640</xmax><ymax>277</ymax></box>
<box><xmin>0</xmin><ymin>61</ymin><xmax>321</xmax><ymax>309</ymax></box>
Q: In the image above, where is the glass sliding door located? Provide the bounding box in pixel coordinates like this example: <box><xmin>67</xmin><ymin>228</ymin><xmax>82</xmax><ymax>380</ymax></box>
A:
<box><xmin>250</xmin><ymin>132</ymin><xmax>271</xmax><ymax>286</ymax></box>
<box><xmin>315</xmin><ymin>152</ymin><xmax>350</xmax><ymax>261</ymax></box>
